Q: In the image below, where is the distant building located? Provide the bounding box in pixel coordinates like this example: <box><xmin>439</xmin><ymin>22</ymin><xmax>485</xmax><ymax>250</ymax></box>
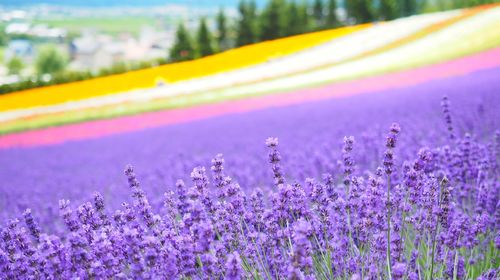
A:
<box><xmin>0</xmin><ymin>10</ymin><xmax>27</xmax><ymax>22</ymax></box>
<box><xmin>5</xmin><ymin>22</ymin><xmax>66</xmax><ymax>42</ymax></box>
<box><xmin>4</xmin><ymin>40</ymin><xmax>35</xmax><ymax>63</ymax></box>
<box><xmin>30</xmin><ymin>24</ymin><xmax>67</xmax><ymax>40</ymax></box>
<box><xmin>5</xmin><ymin>22</ymin><xmax>30</xmax><ymax>34</ymax></box>
<box><xmin>69</xmin><ymin>34</ymin><xmax>124</xmax><ymax>70</ymax></box>
<box><xmin>69</xmin><ymin>36</ymin><xmax>104</xmax><ymax>70</ymax></box>
<box><xmin>69</xmin><ymin>30</ymin><xmax>171</xmax><ymax>71</ymax></box>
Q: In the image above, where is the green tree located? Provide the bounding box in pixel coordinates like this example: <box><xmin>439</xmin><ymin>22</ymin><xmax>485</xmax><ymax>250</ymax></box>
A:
<box><xmin>35</xmin><ymin>46</ymin><xmax>67</xmax><ymax>75</ymax></box>
<box><xmin>169</xmin><ymin>23</ymin><xmax>195</xmax><ymax>62</ymax></box>
<box><xmin>236</xmin><ymin>0</ymin><xmax>258</xmax><ymax>46</ymax></box>
<box><xmin>197</xmin><ymin>18</ymin><xmax>215</xmax><ymax>57</ymax></box>
<box><xmin>0</xmin><ymin>30</ymin><xmax>7</xmax><ymax>47</ymax></box>
<box><xmin>260</xmin><ymin>0</ymin><xmax>287</xmax><ymax>41</ymax></box>
<box><xmin>401</xmin><ymin>0</ymin><xmax>418</xmax><ymax>16</ymax></box>
<box><xmin>452</xmin><ymin>0</ymin><xmax>466</xmax><ymax>8</ymax></box>
<box><xmin>432</xmin><ymin>0</ymin><xmax>451</xmax><ymax>11</ymax></box>
<box><xmin>379</xmin><ymin>0</ymin><xmax>399</xmax><ymax>20</ymax></box>
<box><xmin>7</xmin><ymin>56</ymin><xmax>23</xmax><ymax>75</ymax></box>
<box><xmin>286</xmin><ymin>1</ymin><xmax>303</xmax><ymax>36</ymax></box>
<box><xmin>297</xmin><ymin>1</ymin><xmax>312</xmax><ymax>33</ymax></box>
<box><xmin>418</xmin><ymin>0</ymin><xmax>434</xmax><ymax>12</ymax></box>
<box><xmin>459</xmin><ymin>0</ymin><xmax>489</xmax><ymax>8</ymax></box>
<box><xmin>326</xmin><ymin>0</ymin><xmax>339</xmax><ymax>27</ymax></box>
<box><xmin>216</xmin><ymin>8</ymin><xmax>230</xmax><ymax>51</ymax></box>
<box><xmin>313</xmin><ymin>0</ymin><xmax>324</xmax><ymax>24</ymax></box>
<box><xmin>346</xmin><ymin>0</ymin><xmax>375</xmax><ymax>24</ymax></box>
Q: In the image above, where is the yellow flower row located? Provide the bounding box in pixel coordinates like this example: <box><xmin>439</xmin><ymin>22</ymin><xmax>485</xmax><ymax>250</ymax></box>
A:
<box><xmin>0</xmin><ymin>24</ymin><xmax>369</xmax><ymax>112</ymax></box>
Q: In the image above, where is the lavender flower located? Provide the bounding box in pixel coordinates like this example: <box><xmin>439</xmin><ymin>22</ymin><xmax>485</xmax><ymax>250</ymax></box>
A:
<box><xmin>212</xmin><ymin>154</ymin><xmax>229</xmax><ymax>200</ymax></box>
<box><xmin>441</xmin><ymin>96</ymin><xmax>455</xmax><ymax>140</ymax></box>
<box><xmin>288</xmin><ymin>219</ymin><xmax>314</xmax><ymax>277</ymax></box>
<box><xmin>438</xmin><ymin>177</ymin><xmax>451</xmax><ymax>229</ymax></box>
<box><xmin>125</xmin><ymin>165</ymin><xmax>156</xmax><ymax>228</ymax></box>
<box><xmin>266</xmin><ymin>137</ymin><xmax>285</xmax><ymax>186</ymax></box>
<box><xmin>383</xmin><ymin>123</ymin><xmax>401</xmax><ymax>175</ymax></box>
<box><xmin>225</xmin><ymin>251</ymin><xmax>242</xmax><ymax>280</ymax></box>
<box><xmin>93</xmin><ymin>192</ymin><xmax>110</xmax><ymax>227</ymax></box>
<box><xmin>22</xmin><ymin>209</ymin><xmax>41</xmax><ymax>243</ymax></box>
<box><xmin>59</xmin><ymin>199</ymin><xmax>79</xmax><ymax>232</ymax></box>
<box><xmin>342</xmin><ymin>136</ymin><xmax>355</xmax><ymax>186</ymax></box>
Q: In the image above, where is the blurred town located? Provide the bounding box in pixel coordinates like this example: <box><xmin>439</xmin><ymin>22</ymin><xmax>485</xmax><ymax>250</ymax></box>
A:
<box><xmin>0</xmin><ymin>3</ymin><xmax>224</xmax><ymax>85</ymax></box>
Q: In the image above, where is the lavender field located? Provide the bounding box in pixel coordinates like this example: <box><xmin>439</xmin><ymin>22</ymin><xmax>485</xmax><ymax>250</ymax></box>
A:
<box><xmin>0</xmin><ymin>66</ymin><xmax>499</xmax><ymax>279</ymax></box>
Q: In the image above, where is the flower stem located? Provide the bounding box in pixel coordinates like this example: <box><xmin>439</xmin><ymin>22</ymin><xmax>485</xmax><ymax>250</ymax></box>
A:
<box><xmin>429</xmin><ymin>223</ymin><xmax>440</xmax><ymax>280</ymax></box>
<box><xmin>453</xmin><ymin>250</ymin><xmax>459</xmax><ymax>280</ymax></box>
<box><xmin>386</xmin><ymin>175</ymin><xmax>393</xmax><ymax>280</ymax></box>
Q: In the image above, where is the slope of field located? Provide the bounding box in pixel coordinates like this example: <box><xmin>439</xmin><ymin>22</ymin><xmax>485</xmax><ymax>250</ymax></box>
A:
<box><xmin>0</xmin><ymin>4</ymin><xmax>498</xmax><ymax>142</ymax></box>
<box><xmin>0</xmin><ymin>9</ymin><xmax>463</xmax><ymax>124</ymax></box>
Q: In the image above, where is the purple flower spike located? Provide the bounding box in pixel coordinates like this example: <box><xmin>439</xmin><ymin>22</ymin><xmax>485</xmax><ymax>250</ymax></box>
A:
<box><xmin>266</xmin><ymin>137</ymin><xmax>285</xmax><ymax>186</ymax></box>
<box><xmin>225</xmin><ymin>251</ymin><xmax>243</xmax><ymax>280</ymax></box>
<box><xmin>23</xmin><ymin>209</ymin><xmax>41</xmax><ymax>243</ymax></box>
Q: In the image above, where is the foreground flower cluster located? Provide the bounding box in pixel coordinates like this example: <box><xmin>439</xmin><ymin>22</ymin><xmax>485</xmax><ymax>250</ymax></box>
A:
<box><xmin>1</xmin><ymin>100</ymin><xmax>499</xmax><ymax>279</ymax></box>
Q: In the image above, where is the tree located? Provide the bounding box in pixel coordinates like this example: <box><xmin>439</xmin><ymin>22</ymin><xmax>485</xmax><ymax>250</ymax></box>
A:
<box><xmin>286</xmin><ymin>1</ymin><xmax>302</xmax><ymax>36</ymax></box>
<box><xmin>7</xmin><ymin>56</ymin><xmax>23</xmax><ymax>75</ymax></box>
<box><xmin>401</xmin><ymin>0</ymin><xmax>418</xmax><ymax>17</ymax></box>
<box><xmin>216</xmin><ymin>8</ymin><xmax>230</xmax><ymax>51</ymax></box>
<box><xmin>169</xmin><ymin>23</ymin><xmax>195</xmax><ymax>62</ymax></box>
<box><xmin>345</xmin><ymin>0</ymin><xmax>375</xmax><ymax>24</ymax></box>
<box><xmin>197</xmin><ymin>17</ymin><xmax>215</xmax><ymax>57</ymax></box>
<box><xmin>313</xmin><ymin>0</ymin><xmax>324</xmax><ymax>24</ymax></box>
<box><xmin>326</xmin><ymin>0</ymin><xmax>339</xmax><ymax>27</ymax></box>
<box><xmin>298</xmin><ymin>1</ymin><xmax>312</xmax><ymax>33</ymax></box>
<box><xmin>260</xmin><ymin>0</ymin><xmax>287</xmax><ymax>41</ymax></box>
<box><xmin>379</xmin><ymin>0</ymin><xmax>399</xmax><ymax>20</ymax></box>
<box><xmin>417</xmin><ymin>0</ymin><xmax>429</xmax><ymax>12</ymax></box>
<box><xmin>236</xmin><ymin>0</ymin><xmax>258</xmax><ymax>46</ymax></box>
<box><xmin>35</xmin><ymin>46</ymin><xmax>67</xmax><ymax>75</ymax></box>
<box><xmin>452</xmin><ymin>0</ymin><xmax>466</xmax><ymax>8</ymax></box>
<box><xmin>0</xmin><ymin>30</ymin><xmax>7</xmax><ymax>47</ymax></box>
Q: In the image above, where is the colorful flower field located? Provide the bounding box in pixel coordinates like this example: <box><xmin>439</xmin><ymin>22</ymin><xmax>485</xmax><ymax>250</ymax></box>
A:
<box><xmin>1</xmin><ymin>5</ymin><xmax>499</xmax><ymax>135</ymax></box>
<box><xmin>0</xmin><ymin>5</ymin><xmax>499</xmax><ymax>280</ymax></box>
